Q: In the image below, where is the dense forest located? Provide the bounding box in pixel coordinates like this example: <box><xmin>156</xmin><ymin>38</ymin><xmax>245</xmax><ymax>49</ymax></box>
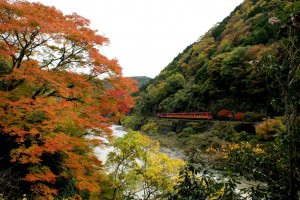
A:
<box><xmin>134</xmin><ymin>0</ymin><xmax>300</xmax><ymax>119</ymax></box>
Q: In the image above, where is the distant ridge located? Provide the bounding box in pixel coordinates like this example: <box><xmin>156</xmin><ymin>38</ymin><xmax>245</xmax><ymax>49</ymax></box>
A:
<box><xmin>130</xmin><ymin>76</ymin><xmax>152</xmax><ymax>88</ymax></box>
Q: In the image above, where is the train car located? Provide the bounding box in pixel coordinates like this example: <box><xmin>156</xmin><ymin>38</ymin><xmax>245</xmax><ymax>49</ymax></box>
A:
<box><xmin>157</xmin><ymin>112</ymin><xmax>213</xmax><ymax>120</ymax></box>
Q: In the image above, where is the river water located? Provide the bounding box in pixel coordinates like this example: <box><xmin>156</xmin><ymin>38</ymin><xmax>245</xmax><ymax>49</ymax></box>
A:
<box><xmin>90</xmin><ymin>125</ymin><xmax>127</xmax><ymax>164</ymax></box>
<box><xmin>91</xmin><ymin>125</ymin><xmax>186</xmax><ymax>163</ymax></box>
<box><xmin>90</xmin><ymin>125</ymin><xmax>263</xmax><ymax>199</ymax></box>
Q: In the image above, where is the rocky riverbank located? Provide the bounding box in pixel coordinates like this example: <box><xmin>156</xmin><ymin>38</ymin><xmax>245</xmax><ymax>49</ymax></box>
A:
<box><xmin>159</xmin><ymin>146</ymin><xmax>186</xmax><ymax>160</ymax></box>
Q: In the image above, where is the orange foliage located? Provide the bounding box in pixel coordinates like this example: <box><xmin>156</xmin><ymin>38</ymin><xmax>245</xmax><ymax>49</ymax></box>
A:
<box><xmin>25</xmin><ymin>167</ymin><xmax>57</xmax><ymax>183</ymax></box>
<box><xmin>0</xmin><ymin>0</ymin><xmax>137</xmax><ymax>198</ymax></box>
<box><xmin>30</xmin><ymin>183</ymin><xmax>58</xmax><ymax>197</ymax></box>
<box><xmin>255</xmin><ymin>118</ymin><xmax>286</xmax><ymax>139</ymax></box>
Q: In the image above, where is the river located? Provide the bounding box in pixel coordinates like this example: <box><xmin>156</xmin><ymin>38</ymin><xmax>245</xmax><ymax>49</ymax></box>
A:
<box><xmin>91</xmin><ymin>125</ymin><xmax>186</xmax><ymax>163</ymax></box>
<box><xmin>91</xmin><ymin>125</ymin><xmax>263</xmax><ymax>199</ymax></box>
<box><xmin>90</xmin><ymin>125</ymin><xmax>127</xmax><ymax>164</ymax></box>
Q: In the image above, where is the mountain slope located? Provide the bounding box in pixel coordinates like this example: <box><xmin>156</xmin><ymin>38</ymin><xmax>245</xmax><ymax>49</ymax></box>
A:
<box><xmin>134</xmin><ymin>0</ymin><xmax>300</xmax><ymax>116</ymax></box>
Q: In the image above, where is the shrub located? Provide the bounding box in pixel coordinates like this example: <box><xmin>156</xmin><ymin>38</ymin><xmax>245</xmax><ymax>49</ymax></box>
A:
<box><xmin>166</xmin><ymin>132</ymin><xmax>177</xmax><ymax>137</ymax></box>
<box><xmin>184</xmin><ymin>132</ymin><xmax>214</xmax><ymax>149</ymax></box>
<box><xmin>211</xmin><ymin>138</ymin><xmax>223</xmax><ymax>149</ymax></box>
<box><xmin>234</xmin><ymin>112</ymin><xmax>244</xmax><ymax>121</ymax></box>
<box><xmin>141</xmin><ymin>122</ymin><xmax>158</xmax><ymax>135</ymax></box>
<box><xmin>255</xmin><ymin>118</ymin><xmax>286</xmax><ymax>140</ymax></box>
<box><xmin>217</xmin><ymin>109</ymin><xmax>233</xmax><ymax>120</ymax></box>
<box><xmin>178</xmin><ymin>127</ymin><xmax>194</xmax><ymax>138</ymax></box>
<box><xmin>211</xmin><ymin>122</ymin><xmax>236</xmax><ymax>141</ymax></box>
<box><xmin>182</xmin><ymin>126</ymin><xmax>194</xmax><ymax>134</ymax></box>
<box><xmin>243</xmin><ymin>112</ymin><xmax>264</xmax><ymax>122</ymax></box>
<box><xmin>120</xmin><ymin>115</ymin><xmax>146</xmax><ymax>130</ymax></box>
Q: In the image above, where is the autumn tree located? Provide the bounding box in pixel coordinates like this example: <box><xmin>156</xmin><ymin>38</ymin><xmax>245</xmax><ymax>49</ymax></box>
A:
<box><xmin>106</xmin><ymin>130</ymin><xmax>185</xmax><ymax>200</ymax></box>
<box><xmin>0</xmin><ymin>0</ymin><xmax>137</xmax><ymax>199</ymax></box>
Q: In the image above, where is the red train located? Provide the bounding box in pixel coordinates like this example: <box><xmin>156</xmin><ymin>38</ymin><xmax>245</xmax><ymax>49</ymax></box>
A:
<box><xmin>157</xmin><ymin>112</ymin><xmax>213</xmax><ymax>120</ymax></box>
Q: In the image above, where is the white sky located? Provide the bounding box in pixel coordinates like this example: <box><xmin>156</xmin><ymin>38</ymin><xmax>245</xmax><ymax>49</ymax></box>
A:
<box><xmin>27</xmin><ymin>0</ymin><xmax>244</xmax><ymax>78</ymax></box>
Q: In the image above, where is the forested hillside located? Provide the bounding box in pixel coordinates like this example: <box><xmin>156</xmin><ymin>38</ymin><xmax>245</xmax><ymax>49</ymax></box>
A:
<box><xmin>134</xmin><ymin>0</ymin><xmax>300</xmax><ymax>117</ymax></box>
<box><xmin>128</xmin><ymin>1</ymin><xmax>300</xmax><ymax>198</ymax></box>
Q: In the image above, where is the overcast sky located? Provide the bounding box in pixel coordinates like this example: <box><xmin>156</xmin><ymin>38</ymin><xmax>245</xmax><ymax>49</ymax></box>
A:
<box><xmin>27</xmin><ymin>0</ymin><xmax>244</xmax><ymax>78</ymax></box>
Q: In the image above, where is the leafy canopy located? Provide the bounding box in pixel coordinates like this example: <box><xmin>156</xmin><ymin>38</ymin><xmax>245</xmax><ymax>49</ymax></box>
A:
<box><xmin>106</xmin><ymin>130</ymin><xmax>185</xmax><ymax>200</ymax></box>
<box><xmin>0</xmin><ymin>0</ymin><xmax>137</xmax><ymax>198</ymax></box>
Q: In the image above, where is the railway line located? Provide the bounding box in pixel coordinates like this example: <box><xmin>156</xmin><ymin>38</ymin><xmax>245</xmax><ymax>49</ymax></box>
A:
<box><xmin>156</xmin><ymin>112</ymin><xmax>261</xmax><ymax>125</ymax></box>
<box><xmin>156</xmin><ymin>117</ymin><xmax>259</xmax><ymax>125</ymax></box>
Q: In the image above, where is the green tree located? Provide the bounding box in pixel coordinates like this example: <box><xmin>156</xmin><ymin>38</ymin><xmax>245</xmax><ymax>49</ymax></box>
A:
<box><xmin>167</xmin><ymin>164</ymin><xmax>241</xmax><ymax>200</ymax></box>
<box><xmin>106</xmin><ymin>130</ymin><xmax>185</xmax><ymax>200</ymax></box>
<box><xmin>264</xmin><ymin>12</ymin><xmax>300</xmax><ymax>199</ymax></box>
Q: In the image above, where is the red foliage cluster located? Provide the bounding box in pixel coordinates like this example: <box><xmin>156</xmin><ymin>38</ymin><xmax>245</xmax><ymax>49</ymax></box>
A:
<box><xmin>217</xmin><ymin>109</ymin><xmax>233</xmax><ymax>119</ymax></box>
<box><xmin>0</xmin><ymin>0</ymin><xmax>137</xmax><ymax>198</ymax></box>
<box><xmin>234</xmin><ymin>112</ymin><xmax>244</xmax><ymax>121</ymax></box>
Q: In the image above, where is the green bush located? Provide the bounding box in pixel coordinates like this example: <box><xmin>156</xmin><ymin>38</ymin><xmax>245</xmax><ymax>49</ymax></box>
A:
<box><xmin>210</xmin><ymin>138</ymin><xmax>223</xmax><ymax>149</ymax></box>
<box><xmin>184</xmin><ymin>132</ymin><xmax>214</xmax><ymax>150</ymax></box>
<box><xmin>141</xmin><ymin>122</ymin><xmax>158</xmax><ymax>135</ymax></box>
<box><xmin>178</xmin><ymin>127</ymin><xmax>194</xmax><ymax>138</ymax></box>
<box><xmin>181</xmin><ymin>127</ymin><xmax>194</xmax><ymax>135</ymax></box>
<box><xmin>243</xmin><ymin>112</ymin><xmax>264</xmax><ymax>122</ymax></box>
<box><xmin>211</xmin><ymin>122</ymin><xmax>236</xmax><ymax>141</ymax></box>
<box><xmin>166</xmin><ymin>132</ymin><xmax>177</xmax><ymax>137</ymax></box>
<box><xmin>120</xmin><ymin>115</ymin><xmax>146</xmax><ymax>130</ymax></box>
<box><xmin>167</xmin><ymin>164</ymin><xmax>241</xmax><ymax>200</ymax></box>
